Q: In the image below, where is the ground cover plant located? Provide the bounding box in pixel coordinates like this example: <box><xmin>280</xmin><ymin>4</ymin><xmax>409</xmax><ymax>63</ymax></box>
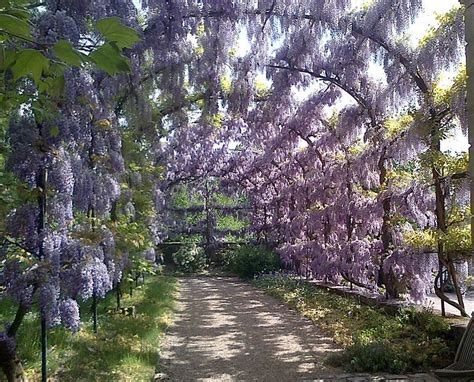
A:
<box><xmin>0</xmin><ymin>276</ymin><xmax>177</xmax><ymax>381</ymax></box>
<box><xmin>254</xmin><ymin>274</ymin><xmax>456</xmax><ymax>373</ymax></box>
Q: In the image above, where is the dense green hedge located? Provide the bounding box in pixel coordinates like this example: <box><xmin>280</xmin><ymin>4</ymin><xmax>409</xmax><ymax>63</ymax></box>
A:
<box><xmin>231</xmin><ymin>245</ymin><xmax>281</xmax><ymax>279</ymax></box>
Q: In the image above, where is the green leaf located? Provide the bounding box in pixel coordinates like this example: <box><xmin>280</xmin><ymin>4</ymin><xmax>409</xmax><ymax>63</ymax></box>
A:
<box><xmin>0</xmin><ymin>45</ymin><xmax>4</xmax><ymax>68</ymax></box>
<box><xmin>50</xmin><ymin>126</ymin><xmax>60</xmax><ymax>138</ymax></box>
<box><xmin>0</xmin><ymin>13</ymin><xmax>31</xmax><ymax>39</ymax></box>
<box><xmin>1</xmin><ymin>49</ymin><xmax>15</xmax><ymax>70</ymax></box>
<box><xmin>53</xmin><ymin>40</ymin><xmax>83</xmax><ymax>67</ymax></box>
<box><xmin>89</xmin><ymin>43</ymin><xmax>130</xmax><ymax>75</ymax></box>
<box><xmin>53</xmin><ymin>74</ymin><xmax>65</xmax><ymax>97</ymax></box>
<box><xmin>39</xmin><ymin>73</ymin><xmax>65</xmax><ymax>97</ymax></box>
<box><xmin>96</xmin><ymin>17</ymin><xmax>139</xmax><ymax>49</ymax></box>
<box><xmin>4</xmin><ymin>8</ymin><xmax>29</xmax><ymax>20</ymax></box>
<box><xmin>10</xmin><ymin>49</ymin><xmax>49</xmax><ymax>83</ymax></box>
<box><xmin>32</xmin><ymin>104</ymin><xmax>46</xmax><ymax>124</ymax></box>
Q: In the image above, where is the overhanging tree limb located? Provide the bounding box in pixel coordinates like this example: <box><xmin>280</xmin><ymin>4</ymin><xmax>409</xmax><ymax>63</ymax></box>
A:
<box><xmin>266</xmin><ymin>63</ymin><xmax>377</xmax><ymax>128</ymax></box>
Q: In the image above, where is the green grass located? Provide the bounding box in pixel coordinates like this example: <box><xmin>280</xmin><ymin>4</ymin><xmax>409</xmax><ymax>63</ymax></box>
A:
<box><xmin>253</xmin><ymin>275</ymin><xmax>457</xmax><ymax>374</ymax></box>
<box><xmin>0</xmin><ymin>276</ymin><xmax>178</xmax><ymax>381</ymax></box>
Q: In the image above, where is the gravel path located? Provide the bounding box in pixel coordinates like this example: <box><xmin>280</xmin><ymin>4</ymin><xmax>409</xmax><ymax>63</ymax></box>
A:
<box><xmin>158</xmin><ymin>277</ymin><xmax>437</xmax><ymax>382</ymax></box>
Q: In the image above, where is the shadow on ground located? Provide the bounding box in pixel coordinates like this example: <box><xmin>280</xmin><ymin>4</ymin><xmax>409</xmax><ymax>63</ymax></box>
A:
<box><xmin>159</xmin><ymin>277</ymin><xmax>341</xmax><ymax>381</ymax></box>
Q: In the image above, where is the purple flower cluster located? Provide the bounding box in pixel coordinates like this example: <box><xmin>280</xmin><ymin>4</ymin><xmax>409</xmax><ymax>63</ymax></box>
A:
<box><xmin>59</xmin><ymin>299</ymin><xmax>80</xmax><ymax>332</ymax></box>
<box><xmin>39</xmin><ymin>283</ymin><xmax>61</xmax><ymax>328</ymax></box>
<box><xmin>80</xmin><ymin>256</ymin><xmax>113</xmax><ymax>299</ymax></box>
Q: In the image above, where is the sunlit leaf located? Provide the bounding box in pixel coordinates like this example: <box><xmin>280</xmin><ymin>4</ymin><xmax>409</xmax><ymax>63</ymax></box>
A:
<box><xmin>10</xmin><ymin>49</ymin><xmax>49</xmax><ymax>83</ymax></box>
<box><xmin>0</xmin><ymin>13</ymin><xmax>31</xmax><ymax>39</ymax></box>
<box><xmin>89</xmin><ymin>43</ymin><xmax>130</xmax><ymax>75</ymax></box>
<box><xmin>53</xmin><ymin>40</ymin><xmax>84</xmax><ymax>67</ymax></box>
<box><xmin>96</xmin><ymin>17</ymin><xmax>139</xmax><ymax>49</ymax></box>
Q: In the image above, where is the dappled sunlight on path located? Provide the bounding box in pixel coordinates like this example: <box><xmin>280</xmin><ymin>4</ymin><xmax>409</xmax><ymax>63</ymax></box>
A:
<box><xmin>159</xmin><ymin>277</ymin><xmax>439</xmax><ymax>381</ymax></box>
<box><xmin>159</xmin><ymin>277</ymin><xmax>341</xmax><ymax>381</ymax></box>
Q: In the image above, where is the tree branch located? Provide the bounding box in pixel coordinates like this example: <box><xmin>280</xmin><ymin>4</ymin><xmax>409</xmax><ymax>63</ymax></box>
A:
<box><xmin>267</xmin><ymin>63</ymin><xmax>377</xmax><ymax>127</ymax></box>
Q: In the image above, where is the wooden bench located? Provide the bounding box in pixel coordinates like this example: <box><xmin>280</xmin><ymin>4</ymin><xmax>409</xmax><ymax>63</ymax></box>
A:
<box><xmin>434</xmin><ymin>313</ymin><xmax>474</xmax><ymax>380</ymax></box>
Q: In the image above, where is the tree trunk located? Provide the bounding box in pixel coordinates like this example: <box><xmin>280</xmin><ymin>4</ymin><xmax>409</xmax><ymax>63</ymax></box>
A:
<box><xmin>432</xmin><ymin>117</ymin><xmax>467</xmax><ymax>316</ymax></box>
<box><xmin>462</xmin><ymin>0</ymin><xmax>474</xmax><ymax>276</ymax></box>
<box><xmin>116</xmin><ymin>282</ymin><xmax>121</xmax><ymax>310</ymax></box>
<box><xmin>376</xmin><ymin>148</ymin><xmax>402</xmax><ymax>299</ymax></box>
<box><xmin>0</xmin><ymin>303</ymin><xmax>30</xmax><ymax>381</ymax></box>
<box><xmin>263</xmin><ymin>205</ymin><xmax>268</xmax><ymax>243</ymax></box>
<box><xmin>36</xmin><ymin>131</ymin><xmax>48</xmax><ymax>382</ymax></box>
<box><xmin>0</xmin><ymin>353</ymin><xmax>24</xmax><ymax>382</ymax></box>
<box><xmin>204</xmin><ymin>180</ymin><xmax>211</xmax><ymax>253</ymax></box>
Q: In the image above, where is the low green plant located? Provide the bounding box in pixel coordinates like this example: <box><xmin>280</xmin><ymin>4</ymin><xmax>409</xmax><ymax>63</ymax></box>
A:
<box><xmin>172</xmin><ymin>243</ymin><xmax>208</xmax><ymax>273</ymax></box>
<box><xmin>345</xmin><ymin>340</ymin><xmax>408</xmax><ymax>373</ymax></box>
<box><xmin>254</xmin><ymin>274</ymin><xmax>456</xmax><ymax>373</ymax></box>
<box><xmin>397</xmin><ymin>306</ymin><xmax>450</xmax><ymax>336</ymax></box>
<box><xmin>211</xmin><ymin>247</ymin><xmax>236</xmax><ymax>268</ymax></box>
<box><xmin>231</xmin><ymin>245</ymin><xmax>281</xmax><ymax>279</ymax></box>
<box><xmin>0</xmin><ymin>276</ymin><xmax>177</xmax><ymax>380</ymax></box>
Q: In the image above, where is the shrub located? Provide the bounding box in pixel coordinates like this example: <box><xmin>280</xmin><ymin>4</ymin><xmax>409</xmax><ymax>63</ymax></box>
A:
<box><xmin>210</xmin><ymin>246</ymin><xmax>236</xmax><ymax>268</ymax></box>
<box><xmin>253</xmin><ymin>274</ymin><xmax>456</xmax><ymax>373</ymax></box>
<box><xmin>397</xmin><ymin>307</ymin><xmax>450</xmax><ymax>337</ymax></box>
<box><xmin>231</xmin><ymin>245</ymin><xmax>281</xmax><ymax>279</ymax></box>
<box><xmin>172</xmin><ymin>244</ymin><xmax>207</xmax><ymax>273</ymax></box>
<box><xmin>340</xmin><ymin>307</ymin><xmax>453</xmax><ymax>373</ymax></box>
<box><xmin>345</xmin><ymin>335</ymin><xmax>452</xmax><ymax>373</ymax></box>
<box><xmin>345</xmin><ymin>340</ymin><xmax>408</xmax><ymax>373</ymax></box>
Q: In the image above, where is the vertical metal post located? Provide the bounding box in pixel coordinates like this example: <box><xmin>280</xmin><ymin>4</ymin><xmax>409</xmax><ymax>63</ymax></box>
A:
<box><xmin>93</xmin><ymin>292</ymin><xmax>98</xmax><ymax>334</ymax></box>
<box><xmin>205</xmin><ymin>180</ymin><xmax>211</xmax><ymax>250</ymax></box>
<box><xmin>37</xmin><ymin>162</ymin><xmax>48</xmax><ymax>382</ymax></box>
<box><xmin>116</xmin><ymin>282</ymin><xmax>121</xmax><ymax>310</ymax></box>
<box><xmin>440</xmin><ymin>261</ymin><xmax>445</xmax><ymax>316</ymax></box>
<box><xmin>41</xmin><ymin>316</ymin><xmax>47</xmax><ymax>382</ymax></box>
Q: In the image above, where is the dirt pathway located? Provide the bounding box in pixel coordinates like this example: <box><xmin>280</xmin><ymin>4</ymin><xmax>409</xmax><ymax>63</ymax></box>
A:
<box><xmin>159</xmin><ymin>277</ymin><xmax>343</xmax><ymax>381</ymax></box>
<box><xmin>158</xmin><ymin>277</ymin><xmax>438</xmax><ymax>381</ymax></box>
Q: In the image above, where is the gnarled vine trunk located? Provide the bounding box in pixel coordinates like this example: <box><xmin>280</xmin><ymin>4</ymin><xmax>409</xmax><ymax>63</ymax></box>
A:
<box><xmin>0</xmin><ymin>302</ymin><xmax>30</xmax><ymax>381</ymax></box>
<box><xmin>431</xmin><ymin>112</ymin><xmax>468</xmax><ymax>317</ymax></box>
<box><xmin>376</xmin><ymin>148</ymin><xmax>403</xmax><ymax>299</ymax></box>
<box><xmin>0</xmin><ymin>347</ymin><xmax>24</xmax><ymax>382</ymax></box>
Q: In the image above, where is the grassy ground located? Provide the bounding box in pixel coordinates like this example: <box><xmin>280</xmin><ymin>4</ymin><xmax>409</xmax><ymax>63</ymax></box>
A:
<box><xmin>0</xmin><ymin>275</ymin><xmax>178</xmax><ymax>381</ymax></box>
<box><xmin>253</xmin><ymin>274</ymin><xmax>457</xmax><ymax>374</ymax></box>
